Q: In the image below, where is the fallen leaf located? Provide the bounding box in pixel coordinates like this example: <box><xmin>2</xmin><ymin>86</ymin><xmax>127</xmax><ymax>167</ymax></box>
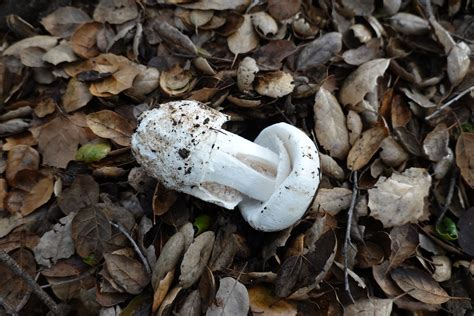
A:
<box><xmin>20</xmin><ymin>172</ymin><xmax>54</xmax><ymax>216</ymax></box>
<box><xmin>252</xmin><ymin>40</ymin><xmax>297</xmax><ymax>71</ymax></box>
<box><xmin>42</xmin><ymin>41</ymin><xmax>78</xmax><ymax>65</ymax></box>
<box><xmin>93</xmin><ymin>0</ymin><xmax>138</xmax><ymax>24</ymax></box>
<box><xmin>248</xmin><ymin>285</ymin><xmax>297</xmax><ymax>316</ymax></box>
<box><xmin>390</xmin><ymin>266</ymin><xmax>451</xmax><ymax>305</ymax></box>
<box><xmin>153</xmin><ymin>269</ymin><xmax>175</xmax><ymax>312</ymax></box>
<box><xmin>314</xmin><ymin>87</ymin><xmax>350</xmax><ymax>160</ymax></box>
<box><xmin>227</xmin><ymin>14</ymin><xmax>259</xmax><ymax>55</ymax></box>
<box><xmin>0</xmin><ymin>230</ymin><xmax>39</xmax><ymax>253</ymax></box>
<box><xmin>179</xmin><ymin>231</ymin><xmax>215</xmax><ymax>289</ymax></box>
<box><xmin>341</xmin><ymin>0</ymin><xmax>374</xmax><ymax>16</ymax></box>
<box><xmin>57</xmin><ymin>175</ymin><xmax>100</xmax><ymax>215</ymax></box>
<box><xmin>447</xmin><ymin>42</ymin><xmax>471</xmax><ymax>86</ymax></box>
<box><xmin>75</xmin><ymin>142</ymin><xmax>111</xmax><ymax>163</ymax></box>
<box><xmin>387</xmin><ymin>13</ymin><xmax>430</xmax><ymax>35</ymax></box>
<box><xmin>389</xmin><ymin>224</ymin><xmax>419</xmax><ymax>269</ymax></box>
<box><xmin>339</xmin><ymin>58</ymin><xmax>390</xmax><ymax>106</ymax></box>
<box><xmin>104</xmin><ymin>253</ymin><xmax>150</xmax><ymax>295</ymax></box>
<box><xmin>159</xmin><ymin>65</ymin><xmax>195</xmax><ymax>97</ymax></box>
<box><xmin>209</xmin><ymin>224</ymin><xmax>238</xmax><ymax>271</ymax></box>
<box><xmin>344</xmin><ymin>298</ymin><xmax>393</xmax><ymax>316</ymax></box>
<box><xmin>63</xmin><ymin>78</ymin><xmax>93</xmax><ymax>113</ymax></box>
<box><xmin>312</xmin><ymin>188</ymin><xmax>352</xmax><ymax>216</ymax></box>
<box><xmin>177</xmin><ymin>289</ymin><xmax>201</xmax><ymax>315</ymax></box>
<box><xmin>423</xmin><ymin>123</ymin><xmax>450</xmax><ymax>161</ymax></box>
<box><xmin>0</xmin><ymin>248</ymin><xmax>36</xmax><ymax>313</ymax></box>
<box><xmin>19</xmin><ymin>47</ymin><xmax>46</xmax><ymax>68</ymax></box>
<box><xmin>152</xmin><ymin>183</ymin><xmax>178</xmax><ymax>217</ymax></box>
<box><xmin>41</xmin><ymin>6</ymin><xmax>92</xmax><ymax>38</ymax></box>
<box><xmin>34</xmin><ymin>115</ymin><xmax>88</xmax><ymax>168</ymax></box>
<box><xmin>267</xmin><ymin>0</ymin><xmax>301</xmax><ymax>21</ymax></box>
<box><xmin>457</xmin><ymin>207</ymin><xmax>474</xmax><ymax>256</ymax></box>
<box><xmin>70</xmin><ymin>22</ymin><xmax>102</xmax><ymax>58</ymax></box>
<box><xmin>152</xmin><ymin>232</ymin><xmax>185</xmax><ymax>288</ymax></box>
<box><xmin>368</xmin><ymin>168</ymin><xmax>431</xmax><ymax>227</ymax></box>
<box><xmin>319</xmin><ymin>153</ymin><xmax>345</xmax><ymax>179</ymax></box>
<box><xmin>455</xmin><ymin>133</ymin><xmax>474</xmax><ymax>188</ymax></box>
<box><xmin>296</xmin><ymin>32</ymin><xmax>342</xmax><ymax>71</ymax></box>
<box><xmin>255</xmin><ymin>71</ymin><xmax>294</xmax><ymax>98</ymax></box>
<box><xmin>86</xmin><ymin>110</ymin><xmax>134</xmax><ymax>146</ymax></box>
<box><xmin>5</xmin><ymin>145</ymin><xmax>39</xmax><ymax>186</ymax></box>
<box><xmin>33</xmin><ymin>212</ymin><xmax>75</xmax><ymax>267</ymax></box>
<box><xmin>125</xmin><ymin>66</ymin><xmax>160</xmax><ymax>100</ymax></box>
<box><xmin>71</xmin><ymin>205</ymin><xmax>111</xmax><ymax>260</ymax></box>
<box><xmin>206</xmin><ymin>277</ymin><xmax>249</xmax><ymax>316</ymax></box>
<box><xmin>343</xmin><ymin>38</ymin><xmax>382</xmax><ymax>66</ymax></box>
<box><xmin>154</xmin><ymin>22</ymin><xmax>197</xmax><ymax>56</ymax></box>
<box><xmin>3</xmin><ymin>36</ymin><xmax>59</xmax><ymax>57</ymax></box>
<box><xmin>347</xmin><ymin>125</ymin><xmax>389</xmax><ymax>171</ymax></box>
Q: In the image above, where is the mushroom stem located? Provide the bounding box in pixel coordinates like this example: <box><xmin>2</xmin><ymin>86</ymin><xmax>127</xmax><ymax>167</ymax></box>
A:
<box><xmin>202</xmin><ymin>131</ymin><xmax>280</xmax><ymax>202</ymax></box>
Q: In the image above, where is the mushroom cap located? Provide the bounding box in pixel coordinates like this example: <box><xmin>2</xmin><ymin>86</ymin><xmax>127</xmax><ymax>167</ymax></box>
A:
<box><xmin>131</xmin><ymin>101</ymin><xmax>242</xmax><ymax>208</ymax></box>
<box><xmin>239</xmin><ymin>123</ymin><xmax>320</xmax><ymax>232</ymax></box>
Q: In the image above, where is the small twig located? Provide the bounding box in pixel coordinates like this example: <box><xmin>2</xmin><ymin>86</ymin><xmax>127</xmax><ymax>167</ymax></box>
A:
<box><xmin>109</xmin><ymin>221</ymin><xmax>152</xmax><ymax>275</ymax></box>
<box><xmin>425</xmin><ymin>86</ymin><xmax>474</xmax><ymax>121</ymax></box>
<box><xmin>342</xmin><ymin>171</ymin><xmax>358</xmax><ymax>304</ymax></box>
<box><xmin>0</xmin><ymin>250</ymin><xmax>63</xmax><ymax>315</ymax></box>
<box><xmin>435</xmin><ymin>170</ymin><xmax>458</xmax><ymax>227</ymax></box>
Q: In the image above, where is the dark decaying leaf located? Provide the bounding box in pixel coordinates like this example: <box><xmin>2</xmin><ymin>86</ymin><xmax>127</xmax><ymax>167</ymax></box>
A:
<box><xmin>296</xmin><ymin>32</ymin><xmax>342</xmax><ymax>71</ymax></box>
<box><xmin>388</xmin><ymin>224</ymin><xmax>419</xmax><ymax>269</ymax></box>
<box><xmin>0</xmin><ymin>248</ymin><xmax>36</xmax><ymax>313</ymax></box>
<box><xmin>455</xmin><ymin>133</ymin><xmax>474</xmax><ymax>188</ymax></box>
<box><xmin>41</xmin><ymin>6</ymin><xmax>92</xmax><ymax>38</ymax></box>
<box><xmin>57</xmin><ymin>175</ymin><xmax>100</xmax><ymax>215</ymax></box>
<box><xmin>390</xmin><ymin>266</ymin><xmax>451</xmax><ymax>305</ymax></box>
<box><xmin>71</xmin><ymin>205</ymin><xmax>111</xmax><ymax>260</ymax></box>
<box><xmin>267</xmin><ymin>0</ymin><xmax>301</xmax><ymax>21</ymax></box>
<box><xmin>457</xmin><ymin>207</ymin><xmax>474</xmax><ymax>256</ymax></box>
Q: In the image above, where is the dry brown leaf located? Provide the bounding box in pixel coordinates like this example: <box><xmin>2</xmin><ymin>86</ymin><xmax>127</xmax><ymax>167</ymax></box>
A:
<box><xmin>177</xmin><ymin>0</ymin><xmax>250</xmax><ymax>11</ymax></box>
<box><xmin>447</xmin><ymin>42</ymin><xmax>471</xmax><ymax>86</ymax></box>
<box><xmin>319</xmin><ymin>153</ymin><xmax>344</xmax><ymax>180</ymax></box>
<box><xmin>153</xmin><ymin>269</ymin><xmax>175</xmax><ymax>312</ymax></box>
<box><xmin>296</xmin><ymin>32</ymin><xmax>342</xmax><ymax>71</ymax></box>
<box><xmin>41</xmin><ymin>6</ymin><xmax>92</xmax><ymax>38</ymax></box>
<box><xmin>312</xmin><ymin>188</ymin><xmax>352</xmax><ymax>216</ymax></box>
<box><xmin>152</xmin><ymin>232</ymin><xmax>185</xmax><ymax>287</ymax></box>
<box><xmin>104</xmin><ymin>253</ymin><xmax>150</xmax><ymax>294</ymax></box>
<box><xmin>86</xmin><ymin>110</ymin><xmax>134</xmax><ymax>146</ymax></box>
<box><xmin>57</xmin><ymin>175</ymin><xmax>99</xmax><ymax>215</ymax></box>
<box><xmin>179</xmin><ymin>231</ymin><xmax>214</xmax><ymax>289</ymax></box>
<box><xmin>63</xmin><ymin>78</ymin><xmax>93</xmax><ymax>113</ymax></box>
<box><xmin>390</xmin><ymin>266</ymin><xmax>451</xmax><ymax>305</ymax></box>
<box><xmin>207</xmin><ymin>277</ymin><xmax>249</xmax><ymax>316</ymax></box>
<box><xmin>125</xmin><ymin>66</ymin><xmax>160</xmax><ymax>100</ymax></box>
<box><xmin>423</xmin><ymin>123</ymin><xmax>450</xmax><ymax>162</ymax></box>
<box><xmin>3</xmin><ymin>36</ymin><xmax>59</xmax><ymax>57</ymax></box>
<box><xmin>248</xmin><ymin>285</ymin><xmax>297</xmax><ymax>316</ymax></box>
<box><xmin>152</xmin><ymin>183</ymin><xmax>178</xmax><ymax>216</ymax></box>
<box><xmin>227</xmin><ymin>14</ymin><xmax>259</xmax><ymax>55</ymax></box>
<box><xmin>347</xmin><ymin>125</ymin><xmax>389</xmax><ymax>171</ymax></box>
<box><xmin>34</xmin><ymin>115</ymin><xmax>88</xmax><ymax>168</ymax></box>
<box><xmin>314</xmin><ymin>87</ymin><xmax>350</xmax><ymax>160</ymax></box>
<box><xmin>389</xmin><ymin>225</ymin><xmax>419</xmax><ymax>269</ymax></box>
<box><xmin>19</xmin><ymin>47</ymin><xmax>46</xmax><ymax>68</ymax></box>
<box><xmin>339</xmin><ymin>58</ymin><xmax>390</xmax><ymax>106</ymax></box>
<box><xmin>93</xmin><ymin>0</ymin><xmax>138</xmax><ymax>24</ymax></box>
<box><xmin>380</xmin><ymin>137</ymin><xmax>409</xmax><ymax>167</ymax></box>
<box><xmin>344</xmin><ymin>298</ymin><xmax>393</xmax><ymax>316</ymax></box>
<box><xmin>267</xmin><ymin>0</ymin><xmax>301</xmax><ymax>21</ymax></box>
<box><xmin>70</xmin><ymin>22</ymin><xmax>102</xmax><ymax>59</ymax></box>
<box><xmin>6</xmin><ymin>145</ymin><xmax>39</xmax><ymax>186</ymax></box>
<box><xmin>387</xmin><ymin>13</ymin><xmax>430</xmax><ymax>35</ymax></box>
<box><xmin>20</xmin><ymin>172</ymin><xmax>53</xmax><ymax>216</ymax></box>
<box><xmin>368</xmin><ymin>168</ymin><xmax>431</xmax><ymax>228</ymax></box>
<box><xmin>42</xmin><ymin>41</ymin><xmax>78</xmax><ymax>65</ymax></box>
<box><xmin>159</xmin><ymin>65</ymin><xmax>195</xmax><ymax>97</ymax></box>
<box><xmin>455</xmin><ymin>133</ymin><xmax>474</xmax><ymax>188</ymax></box>
<box><xmin>255</xmin><ymin>71</ymin><xmax>294</xmax><ymax>98</ymax></box>
<box><xmin>155</xmin><ymin>22</ymin><xmax>197</xmax><ymax>56</ymax></box>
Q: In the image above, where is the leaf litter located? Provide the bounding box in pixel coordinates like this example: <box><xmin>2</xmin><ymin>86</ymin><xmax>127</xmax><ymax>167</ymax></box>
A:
<box><xmin>0</xmin><ymin>0</ymin><xmax>473</xmax><ymax>314</ymax></box>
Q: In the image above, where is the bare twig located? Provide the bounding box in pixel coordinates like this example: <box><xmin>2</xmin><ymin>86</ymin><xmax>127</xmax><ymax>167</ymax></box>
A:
<box><xmin>426</xmin><ymin>86</ymin><xmax>474</xmax><ymax>121</ymax></box>
<box><xmin>0</xmin><ymin>250</ymin><xmax>63</xmax><ymax>315</ymax></box>
<box><xmin>342</xmin><ymin>171</ymin><xmax>358</xmax><ymax>304</ymax></box>
<box><xmin>436</xmin><ymin>169</ymin><xmax>458</xmax><ymax>227</ymax></box>
<box><xmin>108</xmin><ymin>221</ymin><xmax>152</xmax><ymax>275</ymax></box>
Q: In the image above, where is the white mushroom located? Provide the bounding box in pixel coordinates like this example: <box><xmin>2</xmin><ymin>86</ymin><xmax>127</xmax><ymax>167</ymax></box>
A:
<box><xmin>131</xmin><ymin>101</ymin><xmax>320</xmax><ymax>232</ymax></box>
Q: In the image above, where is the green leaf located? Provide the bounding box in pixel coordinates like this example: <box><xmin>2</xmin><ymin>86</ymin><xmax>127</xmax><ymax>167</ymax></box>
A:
<box><xmin>75</xmin><ymin>143</ymin><xmax>111</xmax><ymax>163</ymax></box>
<box><xmin>436</xmin><ymin>217</ymin><xmax>458</xmax><ymax>241</ymax></box>
<box><xmin>193</xmin><ymin>214</ymin><xmax>211</xmax><ymax>235</ymax></box>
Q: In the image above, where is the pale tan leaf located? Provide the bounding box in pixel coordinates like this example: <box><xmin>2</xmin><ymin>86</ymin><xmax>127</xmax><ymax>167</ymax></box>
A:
<box><xmin>312</xmin><ymin>188</ymin><xmax>352</xmax><ymax>216</ymax></box>
<box><xmin>3</xmin><ymin>36</ymin><xmax>59</xmax><ymax>57</ymax></box>
<box><xmin>347</xmin><ymin>125</ymin><xmax>388</xmax><ymax>171</ymax></box>
<box><xmin>93</xmin><ymin>0</ymin><xmax>138</xmax><ymax>24</ymax></box>
<box><xmin>63</xmin><ymin>78</ymin><xmax>93</xmax><ymax>113</ymax></box>
<box><xmin>227</xmin><ymin>14</ymin><xmax>259</xmax><ymax>55</ymax></box>
<box><xmin>86</xmin><ymin>110</ymin><xmax>134</xmax><ymax>146</ymax></box>
<box><xmin>344</xmin><ymin>298</ymin><xmax>393</xmax><ymax>316</ymax></box>
<box><xmin>41</xmin><ymin>6</ymin><xmax>92</xmax><ymax>38</ymax></box>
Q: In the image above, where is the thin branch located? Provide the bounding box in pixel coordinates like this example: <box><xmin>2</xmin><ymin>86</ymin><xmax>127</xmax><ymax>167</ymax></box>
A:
<box><xmin>0</xmin><ymin>250</ymin><xmax>63</xmax><ymax>315</ymax></box>
<box><xmin>425</xmin><ymin>86</ymin><xmax>474</xmax><ymax>121</ymax></box>
<box><xmin>435</xmin><ymin>170</ymin><xmax>458</xmax><ymax>227</ymax></box>
<box><xmin>342</xmin><ymin>171</ymin><xmax>358</xmax><ymax>304</ymax></box>
<box><xmin>109</xmin><ymin>221</ymin><xmax>152</xmax><ymax>275</ymax></box>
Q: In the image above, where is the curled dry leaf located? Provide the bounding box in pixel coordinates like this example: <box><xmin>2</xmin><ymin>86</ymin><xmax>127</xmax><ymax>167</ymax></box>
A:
<box><xmin>42</xmin><ymin>41</ymin><xmax>78</xmax><ymax>65</ymax></box>
<box><xmin>380</xmin><ymin>137</ymin><xmax>409</xmax><ymax>167</ymax></box>
<box><xmin>390</xmin><ymin>266</ymin><xmax>451</xmax><ymax>305</ymax></box>
<box><xmin>6</xmin><ymin>145</ymin><xmax>39</xmax><ymax>186</ymax></box>
<box><xmin>368</xmin><ymin>168</ymin><xmax>431</xmax><ymax>228</ymax></box>
<box><xmin>347</xmin><ymin>125</ymin><xmax>389</xmax><ymax>171</ymax></box>
<box><xmin>3</xmin><ymin>35</ymin><xmax>59</xmax><ymax>57</ymax></box>
<box><xmin>104</xmin><ymin>253</ymin><xmax>150</xmax><ymax>295</ymax></box>
<box><xmin>319</xmin><ymin>153</ymin><xmax>344</xmax><ymax>180</ymax></box>
<box><xmin>255</xmin><ymin>71</ymin><xmax>294</xmax><ymax>98</ymax></box>
<box><xmin>423</xmin><ymin>123</ymin><xmax>450</xmax><ymax>162</ymax></box>
<box><xmin>159</xmin><ymin>65</ymin><xmax>195</xmax><ymax>97</ymax></box>
<box><xmin>455</xmin><ymin>133</ymin><xmax>474</xmax><ymax>188</ymax></box>
<box><xmin>63</xmin><ymin>78</ymin><xmax>93</xmax><ymax>113</ymax></box>
<box><xmin>387</xmin><ymin>13</ymin><xmax>430</xmax><ymax>35</ymax></box>
<box><xmin>86</xmin><ymin>110</ymin><xmax>134</xmax><ymax>146</ymax></box>
<box><xmin>125</xmin><ymin>66</ymin><xmax>160</xmax><ymax>100</ymax></box>
<box><xmin>206</xmin><ymin>277</ymin><xmax>249</xmax><ymax>316</ymax></box>
<box><xmin>339</xmin><ymin>58</ymin><xmax>390</xmax><ymax>106</ymax></box>
<box><xmin>71</xmin><ymin>205</ymin><xmax>111</xmax><ymax>260</ymax></box>
<box><xmin>296</xmin><ymin>32</ymin><xmax>342</xmax><ymax>71</ymax></box>
<box><xmin>388</xmin><ymin>224</ymin><xmax>419</xmax><ymax>269</ymax></box>
<box><xmin>93</xmin><ymin>0</ymin><xmax>138</xmax><ymax>25</ymax></box>
<box><xmin>447</xmin><ymin>41</ymin><xmax>471</xmax><ymax>86</ymax></box>
<box><xmin>179</xmin><ymin>231</ymin><xmax>215</xmax><ymax>289</ymax></box>
<box><xmin>0</xmin><ymin>248</ymin><xmax>36</xmax><ymax>313</ymax></box>
<box><xmin>70</xmin><ymin>22</ymin><xmax>102</xmax><ymax>59</ymax></box>
<box><xmin>248</xmin><ymin>285</ymin><xmax>297</xmax><ymax>316</ymax></box>
<box><xmin>33</xmin><ymin>212</ymin><xmax>75</xmax><ymax>267</ymax></box>
<box><xmin>155</xmin><ymin>22</ymin><xmax>197</xmax><ymax>56</ymax></box>
<box><xmin>41</xmin><ymin>6</ymin><xmax>92</xmax><ymax>38</ymax></box>
<box><xmin>314</xmin><ymin>87</ymin><xmax>350</xmax><ymax>160</ymax></box>
<box><xmin>227</xmin><ymin>14</ymin><xmax>259</xmax><ymax>55</ymax></box>
<box><xmin>344</xmin><ymin>298</ymin><xmax>393</xmax><ymax>316</ymax></box>
<box><xmin>19</xmin><ymin>172</ymin><xmax>54</xmax><ymax>216</ymax></box>
<box><xmin>312</xmin><ymin>188</ymin><xmax>352</xmax><ymax>216</ymax></box>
